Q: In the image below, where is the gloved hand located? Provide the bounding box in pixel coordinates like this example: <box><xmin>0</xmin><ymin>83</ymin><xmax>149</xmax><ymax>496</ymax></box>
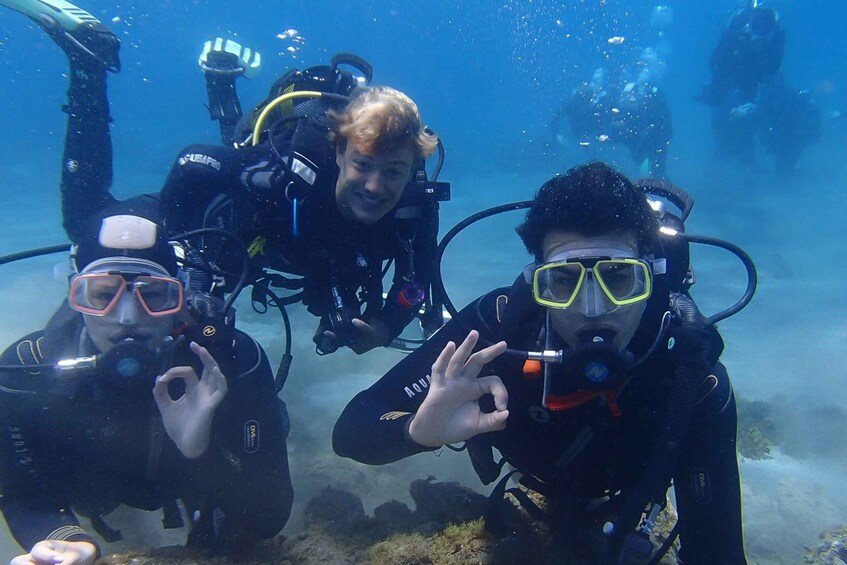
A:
<box><xmin>198</xmin><ymin>38</ymin><xmax>261</xmax><ymax>79</ymax></box>
<box><xmin>666</xmin><ymin>293</ymin><xmax>724</xmax><ymax>373</ymax></box>
<box><xmin>347</xmin><ymin>317</ymin><xmax>392</xmax><ymax>354</ymax></box>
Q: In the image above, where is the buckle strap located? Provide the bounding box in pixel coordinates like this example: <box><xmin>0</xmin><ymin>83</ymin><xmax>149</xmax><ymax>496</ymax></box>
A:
<box><xmin>90</xmin><ymin>513</ymin><xmax>121</xmax><ymax>542</ymax></box>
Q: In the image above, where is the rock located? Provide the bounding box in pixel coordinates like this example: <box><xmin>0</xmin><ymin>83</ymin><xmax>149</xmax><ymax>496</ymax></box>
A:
<box><xmin>373</xmin><ymin>499</ymin><xmax>416</xmax><ymax>535</ymax></box>
<box><xmin>804</xmin><ymin>525</ymin><xmax>847</xmax><ymax>564</ymax></box>
<box><xmin>304</xmin><ymin>485</ymin><xmax>366</xmax><ymax>530</ymax></box>
<box><xmin>409</xmin><ymin>478</ymin><xmax>487</xmax><ymax>525</ymax></box>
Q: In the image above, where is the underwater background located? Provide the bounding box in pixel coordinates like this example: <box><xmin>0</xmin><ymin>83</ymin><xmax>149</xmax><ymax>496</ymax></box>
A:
<box><xmin>0</xmin><ymin>0</ymin><xmax>845</xmax><ymax>562</ymax></box>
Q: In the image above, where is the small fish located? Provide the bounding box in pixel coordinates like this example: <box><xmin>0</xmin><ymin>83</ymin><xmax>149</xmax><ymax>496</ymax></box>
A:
<box><xmin>579</xmin><ymin>141</ymin><xmax>591</xmax><ymax>147</ymax></box>
<box><xmin>597</xmin><ymin>134</ymin><xmax>610</xmax><ymax>142</ymax></box>
<box><xmin>286</xmin><ymin>46</ymin><xmax>297</xmax><ymax>53</ymax></box>
<box><xmin>611</xmin><ymin>107</ymin><xmax>621</xmax><ymax>114</ymax></box>
<box><xmin>607</xmin><ymin>36</ymin><xmax>626</xmax><ymax>45</ymax></box>
<box><xmin>111</xmin><ymin>16</ymin><xmax>121</xmax><ymax>24</ymax></box>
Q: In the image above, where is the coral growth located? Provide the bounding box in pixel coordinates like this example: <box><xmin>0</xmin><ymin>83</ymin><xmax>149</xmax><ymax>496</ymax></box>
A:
<box><xmin>804</xmin><ymin>525</ymin><xmax>847</xmax><ymax>564</ymax></box>
<box><xmin>96</xmin><ymin>479</ymin><xmax>682</xmax><ymax>564</ymax></box>
<box><xmin>736</xmin><ymin>398</ymin><xmax>776</xmax><ymax>460</ymax></box>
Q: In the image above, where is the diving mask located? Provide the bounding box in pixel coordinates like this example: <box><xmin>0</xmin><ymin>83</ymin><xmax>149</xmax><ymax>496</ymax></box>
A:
<box><xmin>526</xmin><ymin>249</ymin><xmax>652</xmax><ymax>315</ymax></box>
<box><xmin>70</xmin><ymin>260</ymin><xmax>184</xmax><ymax>317</ymax></box>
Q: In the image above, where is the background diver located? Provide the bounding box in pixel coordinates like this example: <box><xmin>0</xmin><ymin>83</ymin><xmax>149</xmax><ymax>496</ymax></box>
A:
<box><xmin>554</xmin><ymin>62</ymin><xmax>673</xmax><ymax>178</ymax></box>
<box><xmin>698</xmin><ymin>2</ymin><xmax>786</xmax><ymax>165</ymax></box>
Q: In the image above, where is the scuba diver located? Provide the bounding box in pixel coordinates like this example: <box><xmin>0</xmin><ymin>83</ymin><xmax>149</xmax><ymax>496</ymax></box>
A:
<box><xmin>698</xmin><ymin>2</ymin><xmax>784</xmax><ymax>165</ymax></box>
<box><xmin>1</xmin><ymin>0</ymin><xmax>449</xmax><ymax>357</ymax></box>
<box><xmin>160</xmin><ymin>72</ymin><xmax>446</xmax><ymax>355</ymax></box>
<box><xmin>558</xmin><ymin>67</ymin><xmax>617</xmax><ymax>147</ymax></box>
<box><xmin>698</xmin><ymin>2</ymin><xmax>785</xmax><ymax>108</ymax></box>
<box><xmin>334</xmin><ymin>163</ymin><xmax>753</xmax><ymax>564</ymax></box>
<box><xmin>708</xmin><ymin>73</ymin><xmax>822</xmax><ymax>170</ymax></box>
<box><xmin>555</xmin><ymin>59</ymin><xmax>673</xmax><ymax>177</ymax></box>
<box><xmin>611</xmin><ymin>80</ymin><xmax>673</xmax><ymax>178</ymax></box>
<box><xmin>0</xmin><ymin>212</ymin><xmax>293</xmax><ymax>564</ymax></box>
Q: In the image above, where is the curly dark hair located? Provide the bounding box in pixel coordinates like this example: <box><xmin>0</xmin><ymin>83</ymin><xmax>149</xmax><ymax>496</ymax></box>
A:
<box><xmin>516</xmin><ymin>162</ymin><xmax>659</xmax><ymax>259</ymax></box>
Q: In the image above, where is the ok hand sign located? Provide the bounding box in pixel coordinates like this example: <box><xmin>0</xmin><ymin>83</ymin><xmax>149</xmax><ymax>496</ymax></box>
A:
<box><xmin>408</xmin><ymin>331</ymin><xmax>509</xmax><ymax>447</ymax></box>
<box><xmin>153</xmin><ymin>341</ymin><xmax>228</xmax><ymax>459</ymax></box>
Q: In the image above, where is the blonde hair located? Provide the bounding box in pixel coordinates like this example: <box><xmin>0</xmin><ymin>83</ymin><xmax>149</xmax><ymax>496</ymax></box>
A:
<box><xmin>328</xmin><ymin>86</ymin><xmax>438</xmax><ymax>160</ymax></box>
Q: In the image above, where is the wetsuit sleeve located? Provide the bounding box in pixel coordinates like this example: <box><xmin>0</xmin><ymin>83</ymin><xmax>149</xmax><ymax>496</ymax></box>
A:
<box><xmin>333</xmin><ymin>293</ymin><xmax>497</xmax><ymax>465</ymax></box>
<box><xmin>60</xmin><ymin>61</ymin><xmax>117</xmax><ymax>242</ymax></box>
<box><xmin>379</xmin><ymin>204</ymin><xmax>440</xmax><ymax>341</ymax></box>
<box><xmin>673</xmin><ymin>363</ymin><xmax>747</xmax><ymax>564</ymax></box>
<box><xmin>192</xmin><ymin>331</ymin><xmax>292</xmax><ymax>539</ymax></box>
<box><xmin>158</xmin><ymin>144</ymin><xmax>241</xmax><ymax>235</ymax></box>
<box><xmin>0</xmin><ymin>335</ymin><xmax>99</xmax><ymax>553</ymax></box>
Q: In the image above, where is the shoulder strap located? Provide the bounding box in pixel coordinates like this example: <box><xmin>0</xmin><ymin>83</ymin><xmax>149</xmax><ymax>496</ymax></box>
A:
<box><xmin>494</xmin><ymin>274</ymin><xmax>545</xmax><ymax>346</ymax></box>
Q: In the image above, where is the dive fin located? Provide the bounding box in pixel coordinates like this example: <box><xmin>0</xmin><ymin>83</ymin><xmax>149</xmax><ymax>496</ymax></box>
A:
<box><xmin>0</xmin><ymin>0</ymin><xmax>120</xmax><ymax>72</ymax></box>
<box><xmin>0</xmin><ymin>0</ymin><xmax>99</xmax><ymax>31</ymax></box>
<box><xmin>199</xmin><ymin>37</ymin><xmax>262</xmax><ymax>79</ymax></box>
<box><xmin>639</xmin><ymin>158</ymin><xmax>650</xmax><ymax>177</ymax></box>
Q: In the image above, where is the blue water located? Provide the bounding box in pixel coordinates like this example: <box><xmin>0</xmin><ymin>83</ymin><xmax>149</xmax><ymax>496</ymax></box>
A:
<box><xmin>1</xmin><ymin>1</ymin><xmax>846</xmax><ymax>562</ymax></box>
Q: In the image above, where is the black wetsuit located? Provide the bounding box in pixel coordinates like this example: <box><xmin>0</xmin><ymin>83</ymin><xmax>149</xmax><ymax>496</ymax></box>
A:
<box><xmin>757</xmin><ymin>78</ymin><xmax>822</xmax><ymax>172</ymax></box>
<box><xmin>0</xmin><ymin>304</ymin><xmax>293</xmax><ymax>553</ymax></box>
<box><xmin>612</xmin><ymin>82</ymin><xmax>673</xmax><ymax>177</ymax></box>
<box><xmin>334</xmin><ymin>287</ymin><xmax>746</xmax><ymax>564</ymax></box>
<box><xmin>703</xmin><ymin>7</ymin><xmax>785</xmax><ymax>107</ymax></box>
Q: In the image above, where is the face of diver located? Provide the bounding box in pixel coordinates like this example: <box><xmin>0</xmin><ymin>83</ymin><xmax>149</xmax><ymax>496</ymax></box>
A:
<box><xmin>81</xmin><ymin>263</ymin><xmax>178</xmax><ymax>355</ymax></box>
<box><xmin>542</xmin><ymin>230</ymin><xmax>647</xmax><ymax>350</ymax></box>
<box><xmin>335</xmin><ymin>136</ymin><xmax>416</xmax><ymax>225</ymax></box>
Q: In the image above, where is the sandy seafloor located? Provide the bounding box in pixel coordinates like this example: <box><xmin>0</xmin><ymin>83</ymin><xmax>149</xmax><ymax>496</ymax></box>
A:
<box><xmin>0</xmin><ymin>1</ymin><xmax>846</xmax><ymax>563</ymax></box>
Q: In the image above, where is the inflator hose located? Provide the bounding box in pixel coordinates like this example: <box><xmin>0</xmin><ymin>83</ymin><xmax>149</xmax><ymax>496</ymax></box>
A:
<box><xmin>607</xmin><ymin>363</ymin><xmax>700</xmax><ymax>564</ymax></box>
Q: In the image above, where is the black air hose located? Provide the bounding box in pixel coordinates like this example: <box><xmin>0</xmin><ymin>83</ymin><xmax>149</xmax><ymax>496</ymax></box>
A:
<box><xmin>608</xmin><ymin>363</ymin><xmax>700</xmax><ymax>563</ymax></box>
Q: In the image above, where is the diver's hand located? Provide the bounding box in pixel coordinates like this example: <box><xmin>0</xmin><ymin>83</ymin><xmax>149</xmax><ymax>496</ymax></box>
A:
<box><xmin>11</xmin><ymin>540</ymin><xmax>97</xmax><ymax>565</ymax></box>
<box><xmin>730</xmin><ymin>102</ymin><xmax>757</xmax><ymax>119</ymax></box>
<box><xmin>153</xmin><ymin>342</ymin><xmax>228</xmax><ymax>459</ymax></box>
<box><xmin>329</xmin><ymin>317</ymin><xmax>391</xmax><ymax>354</ymax></box>
<box><xmin>408</xmin><ymin>331</ymin><xmax>509</xmax><ymax>447</ymax></box>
